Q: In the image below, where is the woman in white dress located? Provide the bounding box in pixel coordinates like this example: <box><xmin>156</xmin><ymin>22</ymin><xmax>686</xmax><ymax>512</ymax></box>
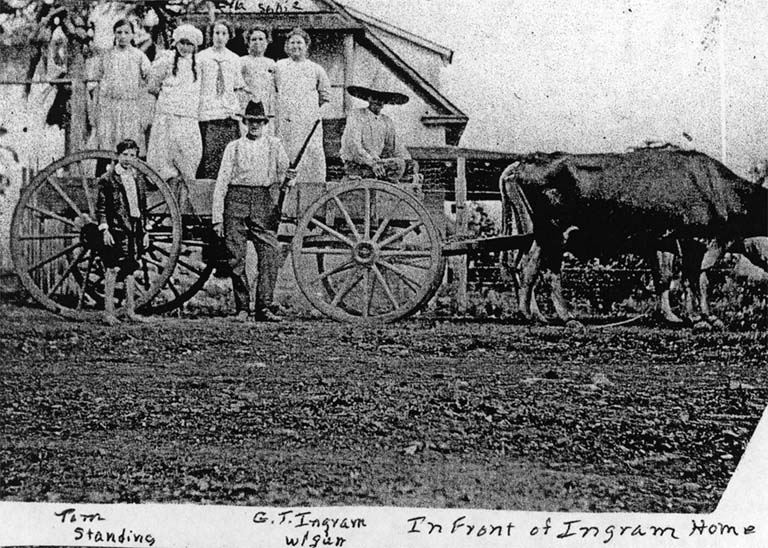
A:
<box><xmin>274</xmin><ymin>27</ymin><xmax>331</xmax><ymax>220</ymax></box>
<box><xmin>94</xmin><ymin>19</ymin><xmax>151</xmax><ymax>156</ymax></box>
<box><xmin>196</xmin><ymin>20</ymin><xmax>245</xmax><ymax>179</ymax></box>
<box><xmin>146</xmin><ymin>24</ymin><xmax>204</xmax><ymax>185</ymax></box>
<box><xmin>240</xmin><ymin>27</ymin><xmax>275</xmax><ymax>132</ymax></box>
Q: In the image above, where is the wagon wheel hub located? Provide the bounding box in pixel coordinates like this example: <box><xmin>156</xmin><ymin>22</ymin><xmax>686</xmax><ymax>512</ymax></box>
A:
<box><xmin>352</xmin><ymin>241</ymin><xmax>377</xmax><ymax>265</ymax></box>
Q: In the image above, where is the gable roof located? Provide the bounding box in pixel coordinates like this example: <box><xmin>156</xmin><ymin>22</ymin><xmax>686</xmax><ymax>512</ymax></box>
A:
<box><xmin>325</xmin><ymin>0</ymin><xmax>467</xmax><ymax>143</ymax></box>
<box><xmin>340</xmin><ymin>5</ymin><xmax>453</xmax><ymax>64</ymax></box>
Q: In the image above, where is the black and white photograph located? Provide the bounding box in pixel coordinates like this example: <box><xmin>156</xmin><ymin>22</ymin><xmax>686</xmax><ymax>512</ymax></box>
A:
<box><xmin>0</xmin><ymin>0</ymin><xmax>766</xmax><ymax>546</ymax></box>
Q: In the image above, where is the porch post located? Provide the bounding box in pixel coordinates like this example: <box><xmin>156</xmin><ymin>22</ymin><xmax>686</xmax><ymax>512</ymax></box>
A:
<box><xmin>67</xmin><ymin>43</ymin><xmax>87</xmax><ymax>154</ymax></box>
<box><xmin>342</xmin><ymin>33</ymin><xmax>355</xmax><ymax>114</ymax></box>
<box><xmin>455</xmin><ymin>156</ymin><xmax>468</xmax><ymax>314</ymax></box>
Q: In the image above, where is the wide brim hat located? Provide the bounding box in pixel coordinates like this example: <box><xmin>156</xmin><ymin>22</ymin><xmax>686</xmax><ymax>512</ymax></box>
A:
<box><xmin>239</xmin><ymin>100</ymin><xmax>270</xmax><ymax>122</ymax></box>
<box><xmin>172</xmin><ymin>24</ymin><xmax>203</xmax><ymax>47</ymax></box>
<box><xmin>347</xmin><ymin>85</ymin><xmax>409</xmax><ymax>106</ymax></box>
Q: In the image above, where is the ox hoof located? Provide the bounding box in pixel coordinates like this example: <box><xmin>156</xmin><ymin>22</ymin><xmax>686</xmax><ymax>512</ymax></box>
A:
<box><xmin>565</xmin><ymin>319</ymin><xmax>586</xmax><ymax>331</ymax></box>
<box><xmin>707</xmin><ymin>316</ymin><xmax>726</xmax><ymax>330</ymax></box>
<box><xmin>663</xmin><ymin>316</ymin><xmax>689</xmax><ymax>328</ymax></box>
<box><xmin>693</xmin><ymin>319</ymin><xmax>713</xmax><ymax>332</ymax></box>
<box><xmin>661</xmin><ymin>313</ymin><xmax>685</xmax><ymax>326</ymax></box>
<box><xmin>692</xmin><ymin>315</ymin><xmax>725</xmax><ymax>332</ymax></box>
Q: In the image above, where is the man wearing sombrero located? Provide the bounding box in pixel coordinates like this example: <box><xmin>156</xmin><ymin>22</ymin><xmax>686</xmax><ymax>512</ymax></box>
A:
<box><xmin>340</xmin><ymin>85</ymin><xmax>410</xmax><ymax>183</ymax></box>
<box><xmin>212</xmin><ymin>100</ymin><xmax>296</xmax><ymax>322</ymax></box>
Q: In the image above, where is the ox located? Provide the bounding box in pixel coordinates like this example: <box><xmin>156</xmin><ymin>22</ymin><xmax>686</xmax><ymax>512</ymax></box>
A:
<box><xmin>499</xmin><ymin>148</ymin><xmax>768</xmax><ymax>326</ymax></box>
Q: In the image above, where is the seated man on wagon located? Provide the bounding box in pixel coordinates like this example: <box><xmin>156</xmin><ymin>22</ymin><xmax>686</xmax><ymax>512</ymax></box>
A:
<box><xmin>340</xmin><ymin>84</ymin><xmax>411</xmax><ymax>183</ymax></box>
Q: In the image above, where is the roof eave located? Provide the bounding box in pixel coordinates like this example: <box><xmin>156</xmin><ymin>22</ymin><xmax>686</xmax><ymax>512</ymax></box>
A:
<box><xmin>341</xmin><ymin>5</ymin><xmax>454</xmax><ymax>63</ymax></box>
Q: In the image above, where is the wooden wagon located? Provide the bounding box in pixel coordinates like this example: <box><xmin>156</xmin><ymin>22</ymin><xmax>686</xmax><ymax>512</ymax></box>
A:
<box><xmin>10</xmin><ymin>150</ymin><xmax>532</xmax><ymax>324</ymax></box>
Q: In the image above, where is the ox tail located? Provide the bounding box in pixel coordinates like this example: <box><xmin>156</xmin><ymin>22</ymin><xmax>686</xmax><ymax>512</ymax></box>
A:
<box><xmin>499</xmin><ymin>162</ymin><xmax>535</xmax><ymax>274</ymax></box>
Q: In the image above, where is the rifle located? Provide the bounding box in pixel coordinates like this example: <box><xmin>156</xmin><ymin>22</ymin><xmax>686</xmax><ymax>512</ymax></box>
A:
<box><xmin>276</xmin><ymin>118</ymin><xmax>322</xmax><ymax>214</ymax></box>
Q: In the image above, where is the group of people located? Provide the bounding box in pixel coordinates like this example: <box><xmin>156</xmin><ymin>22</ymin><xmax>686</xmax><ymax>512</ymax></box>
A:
<box><xmin>93</xmin><ymin>18</ymin><xmax>412</xmax><ymax>324</ymax></box>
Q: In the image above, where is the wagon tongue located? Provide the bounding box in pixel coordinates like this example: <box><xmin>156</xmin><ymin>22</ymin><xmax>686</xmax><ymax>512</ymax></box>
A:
<box><xmin>442</xmin><ymin>234</ymin><xmax>534</xmax><ymax>256</ymax></box>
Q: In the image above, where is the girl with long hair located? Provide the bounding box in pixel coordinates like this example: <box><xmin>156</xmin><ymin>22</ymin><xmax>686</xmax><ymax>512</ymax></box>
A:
<box><xmin>146</xmin><ymin>24</ymin><xmax>204</xmax><ymax>185</ymax></box>
<box><xmin>93</xmin><ymin>18</ymin><xmax>151</xmax><ymax>155</ymax></box>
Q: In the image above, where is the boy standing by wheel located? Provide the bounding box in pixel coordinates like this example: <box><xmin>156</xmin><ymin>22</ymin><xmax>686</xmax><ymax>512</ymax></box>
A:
<box><xmin>212</xmin><ymin>100</ymin><xmax>296</xmax><ymax>322</ymax></box>
<box><xmin>96</xmin><ymin>138</ymin><xmax>151</xmax><ymax>325</ymax></box>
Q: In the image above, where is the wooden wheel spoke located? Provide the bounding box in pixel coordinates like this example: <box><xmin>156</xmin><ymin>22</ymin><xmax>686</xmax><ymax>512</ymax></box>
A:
<box><xmin>143</xmin><ymin>255</ymin><xmax>166</xmax><ymax>270</ymax></box>
<box><xmin>385</xmin><ymin>257</ymin><xmax>432</xmax><ymax>270</ymax></box>
<box><xmin>379</xmin><ymin>249</ymin><xmax>433</xmax><ymax>258</ymax></box>
<box><xmin>300</xmin><ymin>247</ymin><xmax>351</xmax><ymax>256</ymax></box>
<box><xmin>47</xmin><ymin>178</ymin><xmax>84</xmax><ymax>218</ymax></box>
<box><xmin>377</xmin><ymin>258</ymin><xmax>421</xmax><ymax>292</ymax></box>
<box><xmin>308</xmin><ymin>218</ymin><xmax>356</xmax><ymax>248</ymax></box>
<box><xmin>332</xmin><ymin>196</ymin><xmax>361</xmax><ymax>240</ymax></box>
<box><xmin>46</xmin><ymin>248</ymin><xmax>88</xmax><ymax>297</ymax></box>
<box><xmin>310</xmin><ymin>259</ymin><xmax>355</xmax><ymax>285</ymax></box>
<box><xmin>28</xmin><ymin>242</ymin><xmax>82</xmax><ymax>272</ymax></box>
<box><xmin>330</xmin><ymin>268</ymin><xmax>365</xmax><ymax>307</ymax></box>
<box><xmin>377</xmin><ymin>191</ymin><xmax>407</xmax><ymax>228</ymax></box>
<box><xmin>371</xmin><ymin>216</ymin><xmax>392</xmax><ymax>243</ymax></box>
<box><xmin>18</xmin><ymin>233</ymin><xmax>79</xmax><ymax>241</ymax></box>
<box><xmin>176</xmin><ymin>256</ymin><xmax>207</xmax><ymax>276</ymax></box>
<box><xmin>140</xmin><ymin>256</ymin><xmax>152</xmax><ymax>288</ymax></box>
<box><xmin>82</xmin><ymin>178</ymin><xmax>96</xmax><ymax>218</ymax></box>
<box><xmin>146</xmin><ymin>200</ymin><xmax>169</xmax><ymax>214</ymax></box>
<box><xmin>148</xmin><ymin>234</ymin><xmax>175</xmax><ymax>245</ymax></box>
<box><xmin>149</xmin><ymin>244</ymin><xmax>172</xmax><ymax>258</ymax></box>
<box><xmin>163</xmin><ymin>277</ymin><xmax>182</xmax><ymax>298</ymax></box>
<box><xmin>362</xmin><ymin>269</ymin><xmax>372</xmax><ymax>319</ymax></box>
<box><xmin>24</xmin><ymin>203</ymin><xmax>78</xmax><ymax>227</ymax></box>
<box><xmin>379</xmin><ymin>221</ymin><xmax>425</xmax><ymax>248</ymax></box>
<box><xmin>363</xmin><ymin>187</ymin><xmax>372</xmax><ymax>239</ymax></box>
<box><xmin>372</xmin><ymin>264</ymin><xmax>399</xmax><ymax>309</ymax></box>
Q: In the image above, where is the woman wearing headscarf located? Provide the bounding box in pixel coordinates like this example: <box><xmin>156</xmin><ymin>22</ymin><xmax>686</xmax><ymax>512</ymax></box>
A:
<box><xmin>274</xmin><ymin>28</ymin><xmax>331</xmax><ymax>221</ymax></box>
<box><xmin>146</xmin><ymin>23</ymin><xmax>204</xmax><ymax>185</ymax></box>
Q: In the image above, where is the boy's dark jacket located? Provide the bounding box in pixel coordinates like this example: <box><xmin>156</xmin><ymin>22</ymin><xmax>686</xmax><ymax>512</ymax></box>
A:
<box><xmin>95</xmin><ymin>166</ymin><xmax>148</xmax><ymax>234</ymax></box>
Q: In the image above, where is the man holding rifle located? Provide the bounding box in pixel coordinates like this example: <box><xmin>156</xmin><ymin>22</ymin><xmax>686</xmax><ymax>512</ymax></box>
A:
<box><xmin>212</xmin><ymin>100</ymin><xmax>296</xmax><ymax>322</ymax></box>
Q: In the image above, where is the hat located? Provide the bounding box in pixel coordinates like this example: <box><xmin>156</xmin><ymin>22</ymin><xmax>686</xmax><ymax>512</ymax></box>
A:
<box><xmin>240</xmin><ymin>100</ymin><xmax>269</xmax><ymax>122</ymax></box>
<box><xmin>172</xmin><ymin>24</ymin><xmax>203</xmax><ymax>47</ymax></box>
<box><xmin>347</xmin><ymin>85</ymin><xmax>409</xmax><ymax>106</ymax></box>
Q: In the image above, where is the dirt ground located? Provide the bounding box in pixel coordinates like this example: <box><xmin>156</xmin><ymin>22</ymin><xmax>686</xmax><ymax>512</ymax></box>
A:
<box><xmin>1</xmin><ymin>300</ymin><xmax>766</xmax><ymax>513</ymax></box>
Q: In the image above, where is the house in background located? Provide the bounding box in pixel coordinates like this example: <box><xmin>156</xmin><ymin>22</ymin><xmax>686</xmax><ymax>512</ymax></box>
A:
<box><xmin>183</xmin><ymin>0</ymin><xmax>468</xmax><ymax>153</ymax></box>
<box><xmin>1</xmin><ymin>0</ymin><xmax>512</xmax><ymax>311</ymax></box>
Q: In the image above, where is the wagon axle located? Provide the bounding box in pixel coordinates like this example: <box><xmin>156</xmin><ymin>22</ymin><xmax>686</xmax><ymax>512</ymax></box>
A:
<box><xmin>352</xmin><ymin>241</ymin><xmax>376</xmax><ymax>265</ymax></box>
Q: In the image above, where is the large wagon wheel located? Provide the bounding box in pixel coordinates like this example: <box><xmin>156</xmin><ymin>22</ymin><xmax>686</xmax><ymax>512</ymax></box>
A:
<box><xmin>10</xmin><ymin>150</ymin><xmax>181</xmax><ymax>320</ymax></box>
<box><xmin>139</xmin><ymin>212</ymin><xmax>215</xmax><ymax>315</ymax></box>
<box><xmin>292</xmin><ymin>180</ymin><xmax>444</xmax><ymax>323</ymax></box>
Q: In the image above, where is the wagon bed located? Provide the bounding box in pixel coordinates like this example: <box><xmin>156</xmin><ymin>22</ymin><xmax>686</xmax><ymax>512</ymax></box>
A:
<box><xmin>11</xmin><ymin>151</ymin><xmax>532</xmax><ymax>323</ymax></box>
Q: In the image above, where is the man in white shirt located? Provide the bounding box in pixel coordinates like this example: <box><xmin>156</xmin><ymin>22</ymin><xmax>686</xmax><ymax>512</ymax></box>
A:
<box><xmin>340</xmin><ymin>85</ymin><xmax>411</xmax><ymax>183</ymax></box>
<box><xmin>212</xmin><ymin>101</ymin><xmax>296</xmax><ymax>322</ymax></box>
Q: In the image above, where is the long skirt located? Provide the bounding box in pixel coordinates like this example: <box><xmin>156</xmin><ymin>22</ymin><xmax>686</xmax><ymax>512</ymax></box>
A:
<box><xmin>197</xmin><ymin>118</ymin><xmax>241</xmax><ymax>179</ymax></box>
<box><xmin>147</xmin><ymin>114</ymin><xmax>202</xmax><ymax>182</ymax></box>
<box><xmin>97</xmin><ymin>96</ymin><xmax>147</xmax><ymax>155</ymax></box>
